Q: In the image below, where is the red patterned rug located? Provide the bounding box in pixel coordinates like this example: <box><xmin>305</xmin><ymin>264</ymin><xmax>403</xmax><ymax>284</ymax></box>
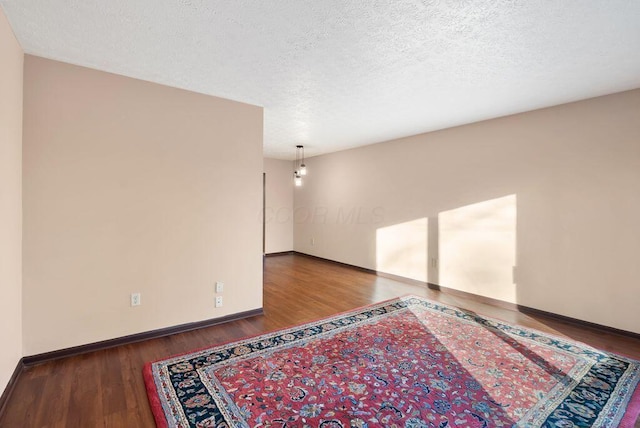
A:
<box><xmin>144</xmin><ymin>296</ymin><xmax>640</xmax><ymax>427</ymax></box>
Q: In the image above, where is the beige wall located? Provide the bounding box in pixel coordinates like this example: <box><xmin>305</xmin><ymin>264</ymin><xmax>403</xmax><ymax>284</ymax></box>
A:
<box><xmin>23</xmin><ymin>56</ymin><xmax>263</xmax><ymax>355</ymax></box>
<box><xmin>294</xmin><ymin>89</ymin><xmax>640</xmax><ymax>334</ymax></box>
<box><xmin>0</xmin><ymin>7</ymin><xmax>23</xmax><ymax>391</ymax></box>
<box><xmin>264</xmin><ymin>158</ymin><xmax>294</xmax><ymax>254</ymax></box>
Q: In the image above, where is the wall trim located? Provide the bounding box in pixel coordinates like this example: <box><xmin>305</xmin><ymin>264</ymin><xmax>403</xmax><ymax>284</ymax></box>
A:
<box><xmin>514</xmin><ymin>304</ymin><xmax>640</xmax><ymax>341</ymax></box>
<box><xmin>23</xmin><ymin>308</ymin><xmax>264</xmax><ymax>367</ymax></box>
<box><xmin>294</xmin><ymin>251</ymin><xmax>640</xmax><ymax>341</ymax></box>
<box><xmin>294</xmin><ymin>252</ymin><xmax>378</xmax><ymax>274</ymax></box>
<box><xmin>264</xmin><ymin>251</ymin><xmax>295</xmax><ymax>257</ymax></box>
<box><xmin>0</xmin><ymin>358</ymin><xmax>24</xmax><ymax>419</ymax></box>
<box><xmin>424</xmin><ymin>281</ymin><xmax>519</xmax><ymax>311</ymax></box>
<box><xmin>426</xmin><ymin>282</ymin><xmax>640</xmax><ymax>340</ymax></box>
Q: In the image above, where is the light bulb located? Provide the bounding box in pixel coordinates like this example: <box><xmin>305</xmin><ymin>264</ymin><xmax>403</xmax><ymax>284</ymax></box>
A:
<box><xmin>294</xmin><ymin>175</ymin><xmax>302</xmax><ymax>186</ymax></box>
<box><xmin>299</xmin><ymin>164</ymin><xmax>307</xmax><ymax>176</ymax></box>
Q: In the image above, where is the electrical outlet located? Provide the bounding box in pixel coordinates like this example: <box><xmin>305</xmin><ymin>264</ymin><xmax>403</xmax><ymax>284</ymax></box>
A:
<box><xmin>216</xmin><ymin>281</ymin><xmax>224</xmax><ymax>293</ymax></box>
<box><xmin>310</xmin><ymin>237</ymin><xmax>315</xmax><ymax>246</ymax></box>
<box><xmin>131</xmin><ymin>292</ymin><xmax>141</xmax><ymax>307</ymax></box>
<box><xmin>215</xmin><ymin>296</ymin><xmax>223</xmax><ymax>308</ymax></box>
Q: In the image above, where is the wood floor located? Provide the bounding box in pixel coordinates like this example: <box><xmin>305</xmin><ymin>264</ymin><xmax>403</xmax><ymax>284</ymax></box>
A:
<box><xmin>1</xmin><ymin>253</ymin><xmax>639</xmax><ymax>427</ymax></box>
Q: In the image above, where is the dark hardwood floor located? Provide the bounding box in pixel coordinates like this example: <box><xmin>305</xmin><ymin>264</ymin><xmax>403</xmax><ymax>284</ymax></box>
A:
<box><xmin>1</xmin><ymin>253</ymin><xmax>639</xmax><ymax>427</ymax></box>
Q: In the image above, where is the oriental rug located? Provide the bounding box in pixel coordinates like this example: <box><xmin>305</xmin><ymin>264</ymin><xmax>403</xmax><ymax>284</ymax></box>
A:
<box><xmin>144</xmin><ymin>296</ymin><xmax>640</xmax><ymax>427</ymax></box>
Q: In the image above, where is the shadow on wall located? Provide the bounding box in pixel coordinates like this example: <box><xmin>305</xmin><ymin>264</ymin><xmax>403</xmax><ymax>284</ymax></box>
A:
<box><xmin>376</xmin><ymin>194</ymin><xmax>517</xmax><ymax>303</ymax></box>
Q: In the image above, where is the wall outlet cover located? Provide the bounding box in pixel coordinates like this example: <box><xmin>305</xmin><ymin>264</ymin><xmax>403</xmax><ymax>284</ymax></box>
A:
<box><xmin>131</xmin><ymin>292</ymin><xmax>141</xmax><ymax>307</ymax></box>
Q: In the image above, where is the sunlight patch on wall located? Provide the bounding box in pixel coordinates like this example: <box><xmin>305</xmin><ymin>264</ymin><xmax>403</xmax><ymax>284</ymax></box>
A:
<box><xmin>376</xmin><ymin>218</ymin><xmax>428</xmax><ymax>282</ymax></box>
<box><xmin>439</xmin><ymin>194</ymin><xmax>517</xmax><ymax>303</ymax></box>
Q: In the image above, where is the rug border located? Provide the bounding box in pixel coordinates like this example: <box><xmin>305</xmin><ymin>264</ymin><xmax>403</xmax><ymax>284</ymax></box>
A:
<box><xmin>143</xmin><ymin>363</ymin><xmax>169</xmax><ymax>428</ymax></box>
<box><xmin>143</xmin><ymin>294</ymin><xmax>640</xmax><ymax>427</ymax></box>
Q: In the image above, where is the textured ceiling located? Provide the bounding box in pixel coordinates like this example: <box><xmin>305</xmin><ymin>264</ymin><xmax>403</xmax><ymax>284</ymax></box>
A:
<box><xmin>2</xmin><ymin>1</ymin><xmax>639</xmax><ymax>159</ymax></box>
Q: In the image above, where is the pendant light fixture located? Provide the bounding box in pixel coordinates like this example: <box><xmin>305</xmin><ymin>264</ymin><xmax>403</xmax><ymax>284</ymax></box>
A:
<box><xmin>294</xmin><ymin>145</ymin><xmax>307</xmax><ymax>186</ymax></box>
<box><xmin>298</xmin><ymin>145</ymin><xmax>307</xmax><ymax>176</ymax></box>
